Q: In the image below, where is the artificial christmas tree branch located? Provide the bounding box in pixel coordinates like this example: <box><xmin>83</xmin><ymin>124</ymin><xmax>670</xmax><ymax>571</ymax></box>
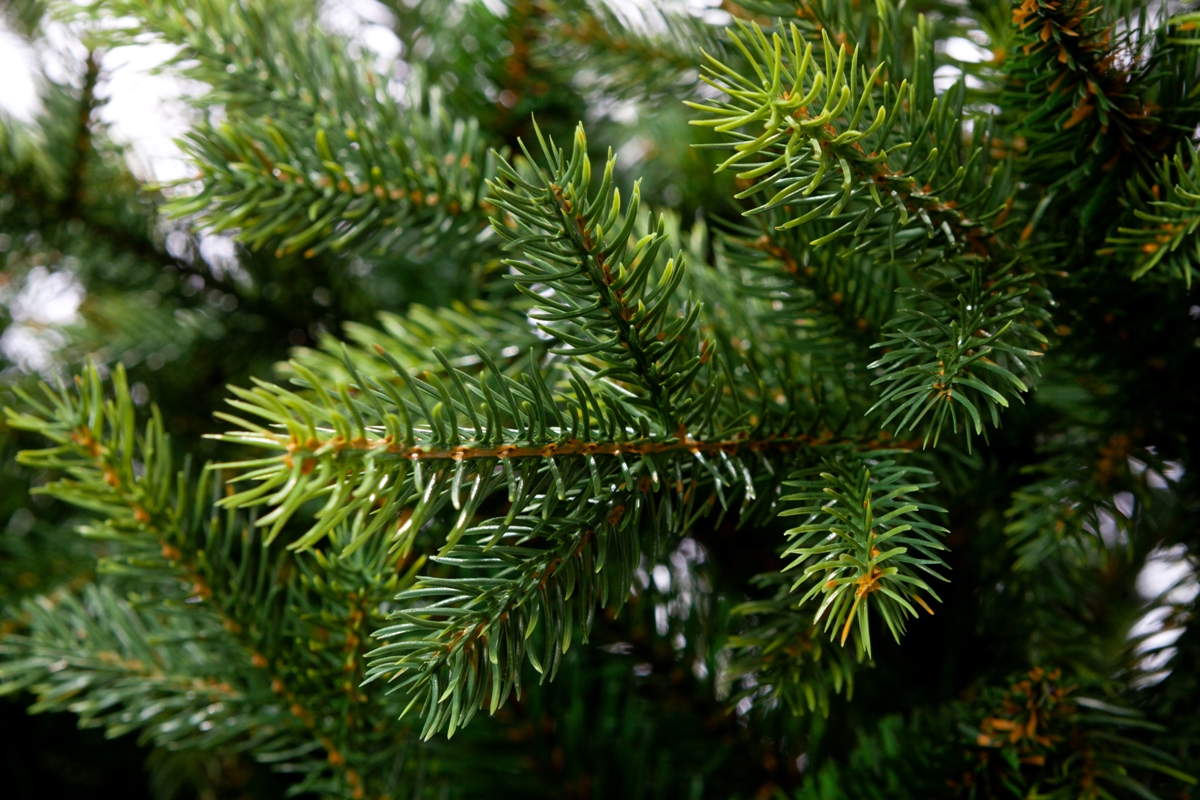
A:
<box><xmin>692</xmin><ymin>19</ymin><xmax>1050</xmax><ymax>447</ymax></box>
<box><xmin>2</xmin><ymin>364</ymin><xmax>436</xmax><ymax>797</ymax></box>
<box><xmin>3</xmin><ymin>0</ymin><xmax>1199</xmax><ymax>796</ymax></box>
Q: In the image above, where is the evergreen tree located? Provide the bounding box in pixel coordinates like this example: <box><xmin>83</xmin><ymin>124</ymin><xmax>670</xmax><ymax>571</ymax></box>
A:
<box><xmin>2</xmin><ymin>0</ymin><xmax>1199</xmax><ymax>797</ymax></box>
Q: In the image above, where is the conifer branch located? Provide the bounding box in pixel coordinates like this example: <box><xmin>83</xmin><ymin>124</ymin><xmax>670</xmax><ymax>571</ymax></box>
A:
<box><xmin>725</xmin><ymin>225</ymin><xmax>894</xmax><ymax>360</ymax></box>
<box><xmin>99</xmin><ymin>0</ymin><xmax>499</xmax><ymax>261</ymax></box>
<box><xmin>1102</xmin><ymin>143</ymin><xmax>1200</xmax><ymax>287</ymax></box>
<box><xmin>172</xmin><ymin>105</ymin><xmax>496</xmax><ymax>260</ymax></box>
<box><xmin>868</xmin><ymin>263</ymin><xmax>1048</xmax><ymax>449</ymax></box>
<box><xmin>204</xmin><ymin>123</ymin><xmax>924</xmax><ymax>736</ymax></box>
<box><xmin>5</xmin><ymin>0</ymin><xmax>1199</xmax><ymax>793</ymax></box>
<box><xmin>2</xmin><ymin>364</ymin><xmax>425</xmax><ymax>797</ymax></box>
<box><xmin>0</xmin><ymin>585</ymin><xmax>272</xmax><ymax>748</ymax></box>
<box><xmin>690</xmin><ymin>18</ymin><xmax>1050</xmax><ymax>447</ymax></box>
<box><xmin>1006</xmin><ymin>0</ymin><xmax>1174</xmax><ymax>181</ymax></box>
<box><xmin>689</xmin><ymin>19</ymin><xmax>1006</xmax><ymax>258</ymax></box>
<box><xmin>487</xmin><ymin>122</ymin><xmax>698</xmax><ymax>430</ymax></box>
<box><xmin>781</xmin><ymin>454</ymin><xmax>948</xmax><ymax>657</ymax></box>
<box><xmin>537</xmin><ymin>0</ymin><xmax>720</xmax><ymax>99</ymax></box>
<box><xmin>962</xmin><ymin>668</ymin><xmax>1193</xmax><ymax>796</ymax></box>
<box><xmin>366</xmin><ymin>500</ymin><xmax>642</xmax><ymax>740</ymax></box>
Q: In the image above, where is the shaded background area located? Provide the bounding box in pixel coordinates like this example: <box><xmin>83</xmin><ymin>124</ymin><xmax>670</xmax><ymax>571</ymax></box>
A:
<box><xmin>2</xmin><ymin>698</ymin><xmax>153</xmax><ymax>799</ymax></box>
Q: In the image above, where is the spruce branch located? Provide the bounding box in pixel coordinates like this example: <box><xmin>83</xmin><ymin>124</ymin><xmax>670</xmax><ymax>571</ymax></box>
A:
<box><xmin>537</xmin><ymin>0</ymin><xmax>721</xmax><ymax>99</ymax></box>
<box><xmin>5</xmin><ymin>0</ymin><xmax>1197</xmax><ymax>790</ymax></box>
<box><xmin>690</xmin><ymin>17</ymin><xmax>1053</xmax><ymax>448</ymax></box>
<box><xmin>688</xmin><ymin>19</ymin><xmax>1006</xmax><ymax>260</ymax></box>
<box><xmin>3</xmin><ymin>364</ymin><xmax>428</xmax><ymax>798</ymax></box>
<box><xmin>675</xmin><ymin>225</ymin><xmax>877</xmax><ymax>428</ymax></box>
<box><xmin>0</xmin><ymin>64</ymin><xmax>162</xmax><ymax>263</ymax></box>
<box><xmin>171</xmin><ymin>102</ymin><xmax>496</xmax><ymax>261</ymax></box>
<box><xmin>209</xmin><ymin>247</ymin><xmax>896</xmax><ymax>558</ymax></box>
<box><xmin>868</xmin><ymin>263</ymin><xmax>1048</xmax><ymax>449</ymax></box>
<box><xmin>283</xmin><ymin>297</ymin><xmax>548</xmax><ymax>390</ymax></box>
<box><xmin>210</xmin><ymin>339</ymin><xmax>849</xmax><ymax>553</ymax></box>
<box><xmin>200</xmin><ymin>123</ymin><xmax>824</xmax><ymax>550</ymax></box>
<box><xmin>207</xmin><ymin>123</ymin><xmax>915</xmax><ymax>737</ymax></box>
<box><xmin>1102</xmin><ymin>142</ymin><xmax>1200</xmax><ymax>287</ymax></box>
<box><xmin>97</xmin><ymin>0</ymin><xmax>499</xmax><ymax>262</ymax></box>
<box><xmin>780</xmin><ymin>665</ymin><xmax>1195</xmax><ymax>797</ymax></box>
<box><xmin>90</xmin><ymin>0</ymin><xmax>322</xmax><ymax>113</ymax></box>
<box><xmin>961</xmin><ymin>668</ymin><xmax>1194</xmax><ymax>797</ymax></box>
<box><xmin>0</xmin><ymin>584</ymin><xmax>275</xmax><ymax>749</ymax></box>
<box><xmin>1003</xmin><ymin>433</ymin><xmax>1160</xmax><ymax>571</ymax></box>
<box><xmin>366</xmin><ymin>497</ymin><xmax>647</xmax><ymax>740</ymax></box>
<box><xmin>781</xmin><ymin>454</ymin><xmax>948</xmax><ymax>656</ymax></box>
<box><xmin>1006</xmin><ymin>0</ymin><xmax>1173</xmax><ymax>183</ymax></box>
<box><xmin>487</xmin><ymin>122</ymin><xmax>700</xmax><ymax>431</ymax></box>
<box><xmin>721</xmin><ymin>222</ymin><xmax>895</xmax><ymax>363</ymax></box>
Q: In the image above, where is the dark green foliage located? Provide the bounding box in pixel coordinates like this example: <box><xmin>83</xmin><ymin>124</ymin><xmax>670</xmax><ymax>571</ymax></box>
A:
<box><xmin>690</xmin><ymin>15</ymin><xmax>1050</xmax><ymax>447</ymax></box>
<box><xmin>795</xmin><ymin>669</ymin><xmax>1193</xmax><ymax>800</ymax></box>
<box><xmin>958</xmin><ymin>669</ymin><xmax>1191</xmax><ymax>800</ymax></box>
<box><xmin>782</xmin><ymin>456</ymin><xmax>948</xmax><ymax>655</ymax></box>
<box><xmin>2</xmin><ymin>0</ymin><xmax>1199</xmax><ymax>798</ymax></box>
<box><xmin>1105</xmin><ymin>142</ymin><xmax>1200</xmax><ymax>286</ymax></box>
<box><xmin>726</xmin><ymin>571</ymin><xmax>859</xmax><ymax>717</ymax></box>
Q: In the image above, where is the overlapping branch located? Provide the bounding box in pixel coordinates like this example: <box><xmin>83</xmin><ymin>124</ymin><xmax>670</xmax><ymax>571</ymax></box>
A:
<box><xmin>690</xmin><ymin>18</ymin><xmax>1048</xmax><ymax>447</ymax></box>
<box><xmin>207</xmin><ymin>123</ymin><xmax>914</xmax><ymax>735</ymax></box>
<box><xmin>2</xmin><ymin>364</ymin><xmax>427</xmax><ymax>798</ymax></box>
